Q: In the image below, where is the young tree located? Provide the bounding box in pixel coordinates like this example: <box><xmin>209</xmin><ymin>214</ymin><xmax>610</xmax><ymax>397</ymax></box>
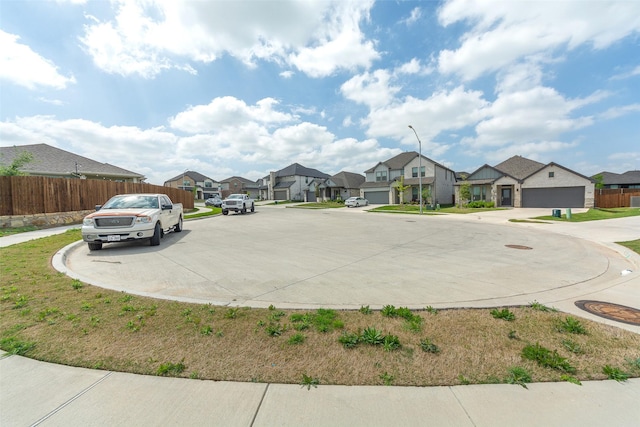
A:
<box><xmin>459</xmin><ymin>181</ymin><xmax>471</xmax><ymax>208</ymax></box>
<box><xmin>592</xmin><ymin>173</ymin><xmax>605</xmax><ymax>190</ymax></box>
<box><xmin>393</xmin><ymin>176</ymin><xmax>410</xmax><ymax>205</ymax></box>
<box><xmin>0</xmin><ymin>150</ymin><xmax>33</xmax><ymax>176</ymax></box>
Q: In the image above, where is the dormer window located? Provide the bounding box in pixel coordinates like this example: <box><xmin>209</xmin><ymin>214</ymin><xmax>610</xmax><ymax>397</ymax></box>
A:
<box><xmin>548</xmin><ymin>172</ymin><xmax>555</xmax><ymax>178</ymax></box>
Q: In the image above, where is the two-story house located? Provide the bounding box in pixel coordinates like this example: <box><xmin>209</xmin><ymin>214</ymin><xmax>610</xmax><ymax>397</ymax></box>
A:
<box><xmin>361</xmin><ymin>151</ymin><xmax>457</xmax><ymax>205</ymax></box>
<box><xmin>220</xmin><ymin>176</ymin><xmax>259</xmax><ymax>199</ymax></box>
<box><xmin>260</xmin><ymin>163</ymin><xmax>330</xmax><ymax>202</ymax></box>
<box><xmin>164</xmin><ymin>171</ymin><xmax>219</xmax><ymax>199</ymax></box>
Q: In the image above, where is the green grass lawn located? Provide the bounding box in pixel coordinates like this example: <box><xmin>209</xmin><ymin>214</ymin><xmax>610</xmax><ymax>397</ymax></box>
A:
<box><xmin>618</xmin><ymin>239</ymin><xmax>640</xmax><ymax>254</ymax></box>
<box><xmin>184</xmin><ymin>206</ymin><xmax>221</xmax><ymax>219</ymax></box>
<box><xmin>290</xmin><ymin>201</ymin><xmax>345</xmax><ymax>209</ymax></box>
<box><xmin>535</xmin><ymin>207</ymin><xmax>640</xmax><ymax>222</ymax></box>
<box><xmin>0</xmin><ymin>226</ymin><xmax>39</xmax><ymax>237</ymax></box>
<box><xmin>369</xmin><ymin>204</ymin><xmax>505</xmax><ymax>214</ymax></box>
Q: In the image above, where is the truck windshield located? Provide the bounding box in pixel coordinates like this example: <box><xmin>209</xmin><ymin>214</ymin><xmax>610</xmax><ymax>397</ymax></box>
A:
<box><xmin>103</xmin><ymin>195</ymin><xmax>159</xmax><ymax>209</ymax></box>
<box><xmin>228</xmin><ymin>194</ymin><xmax>243</xmax><ymax>199</ymax></box>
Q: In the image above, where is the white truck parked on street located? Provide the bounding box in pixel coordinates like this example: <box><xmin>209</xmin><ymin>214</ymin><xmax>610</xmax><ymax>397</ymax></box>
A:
<box><xmin>82</xmin><ymin>193</ymin><xmax>183</xmax><ymax>251</ymax></box>
<box><xmin>221</xmin><ymin>194</ymin><xmax>255</xmax><ymax>215</ymax></box>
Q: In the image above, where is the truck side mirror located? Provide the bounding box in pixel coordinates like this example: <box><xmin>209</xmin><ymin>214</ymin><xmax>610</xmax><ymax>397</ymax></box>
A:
<box><xmin>95</xmin><ymin>205</ymin><xmax>102</xmax><ymax>211</ymax></box>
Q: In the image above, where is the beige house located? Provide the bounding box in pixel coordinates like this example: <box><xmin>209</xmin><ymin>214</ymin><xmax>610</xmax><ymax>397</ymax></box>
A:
<box><xmin>361</xmin><ymin>151</ymin><xmax>457</xmax><ymax>205</ymax></box>
<box><xmin>455</xmin><ymin>156</ymin><xmax>595</xmax><ymax>208</ymax></box>
<box><xmin>164</xmin><ymin>171</ymin><xmax>219</xmax><ymax>199</ymax></box>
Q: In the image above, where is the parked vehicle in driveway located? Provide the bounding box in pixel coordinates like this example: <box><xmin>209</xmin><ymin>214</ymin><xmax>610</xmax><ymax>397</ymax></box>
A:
<box><xmin>345</xmin><ymin>196</ymin><xmax>369</xmax><ymax>207</ymax></box>
<box><xmin>205</xmin><ymin>195</ymin><xmax>222</xmax><ymax>207</ymax></box>
<box><xmin>81</xmin><ymin>193</ymin><xmax>183</xmax><ymax>251</ymax></box>
<box><xmin>222</xmin><ymin>194</ymin><xmax>255</xmax><ymax>215</ymax></box>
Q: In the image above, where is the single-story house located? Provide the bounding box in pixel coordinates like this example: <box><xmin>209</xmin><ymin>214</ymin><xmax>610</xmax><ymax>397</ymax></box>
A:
<box><xmin>317</xmin><ymin>171</ymin><xmax>365</xmax><ymax>201</ymax></box>
<box><xmin>0</xmin><ymin>143</ymin><xmax>145</xmax><ymax>182</ymax></box>
<box><xmin>594</xmin><ymin>171</ymin><xmax>640</xmax><ymax>189</ymax></box>
<box><xmin>361</xmin><ymin>151</ymin><xmax>457</xmax><ymax>205</ymax></box>
<box><xmin>164</xmin><ymin>171</ymin><xmax>220</xmax><ymax>199</ymax></box>
<box><xmin>455</xmin><ymin>155</ymin><xmax>595</xmax><ymax>208</ymax></box>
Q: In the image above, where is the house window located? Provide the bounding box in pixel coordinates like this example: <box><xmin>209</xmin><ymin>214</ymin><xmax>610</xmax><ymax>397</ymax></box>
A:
<box><xmin>182</xmin><ymin>180</ymin><xmax>189</xmax><ymax>187</ymax></box>
<box><xmin>548</xmin><ymin>172</ymin><xmax>555</xmax><ymax>178</ymax></box>
<box><xmin>205</xmin><ymin>182</ymin><xmax>212</xmax><ymax>188</ymax></box>
<box><xmin>472</xmin><ymin>186</ymin><xmax>488</xmax><ymax>201</ymax></box>
<box><xmin>412</xmin><ymin>167</ymin><xmax>425</xmax><ymax>178</ymax></box>
<box><xmin>376</xmin><ymin>171</ymin><xmax>387</xmax><ymax>181</ymax></box>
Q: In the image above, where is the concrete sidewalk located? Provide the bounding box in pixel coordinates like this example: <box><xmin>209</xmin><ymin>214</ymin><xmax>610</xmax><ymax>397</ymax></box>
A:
<box><xmin>2</xmin><ymin>351</ymin><xmax>639</xmax><ymax>427</ymax></box>
<box><xmin>1</xmin><ymin>208</ymin><xmax>639</xmax><ymax>426</ymax></box>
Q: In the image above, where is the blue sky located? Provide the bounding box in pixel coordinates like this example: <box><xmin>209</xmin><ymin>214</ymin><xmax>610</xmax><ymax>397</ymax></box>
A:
<box><xmin>1</xmin><ymin>0</ymin><xmax>639</xmax><ymax>185</ymax></box>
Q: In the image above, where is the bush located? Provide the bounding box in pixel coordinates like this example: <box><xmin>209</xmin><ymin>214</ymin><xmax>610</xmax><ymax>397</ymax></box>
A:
<box><xmin>467</xmin><ymin>200</ymin><xmax>495</xmax><ymax>208</ymax></box>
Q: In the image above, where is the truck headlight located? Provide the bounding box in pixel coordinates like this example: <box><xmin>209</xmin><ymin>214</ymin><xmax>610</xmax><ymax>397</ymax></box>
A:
<box><xmin>135</xmin><ymin>216</ymin><xmax>152</xmax><ymax>224</ymax></box>
<box><xmin>83</xmin><ymin>218</ymin><xmax>94</xmax><ymax>226</ymax></box>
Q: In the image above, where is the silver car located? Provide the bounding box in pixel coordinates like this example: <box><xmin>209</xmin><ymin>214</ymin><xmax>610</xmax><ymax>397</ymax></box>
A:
<box><xmin>205</xmin><ymin>196</ymin><xmax>222</xmax><ymax>207</ymax></box>
<box><xmin>345</xmin><ymin>196</ymin><xmax>369</xmax><ymax>207</ymax></box>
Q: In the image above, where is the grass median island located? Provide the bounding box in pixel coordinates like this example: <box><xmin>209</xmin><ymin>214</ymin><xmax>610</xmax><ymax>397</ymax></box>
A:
<box><xmin>1</xmin><ymin>230</ymin><xmax>639</xmax><ymax>387</ymax></box>
<box><xmin>535</xmin><ymin>207</ymin><xmax>640</xmax><ymax>222</ymax></box>
<box><xmin>369</xmin><ymin>205</ymin><xmax>506</xmax><ymax>214</ymax></box>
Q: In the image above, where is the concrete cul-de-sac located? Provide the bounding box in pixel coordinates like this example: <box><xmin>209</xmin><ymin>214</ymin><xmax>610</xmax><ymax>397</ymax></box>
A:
<box><xmin>58</xmin><ymin>205</ymin><xmax>639</xmax><ymax>324</ymax></box>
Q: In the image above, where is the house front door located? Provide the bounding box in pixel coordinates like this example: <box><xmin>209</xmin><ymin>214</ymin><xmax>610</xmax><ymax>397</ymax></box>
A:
<box><xmin>501</xmin><ymin>187</ymin><xmax>512</xmax><ymax>206</ymax></box>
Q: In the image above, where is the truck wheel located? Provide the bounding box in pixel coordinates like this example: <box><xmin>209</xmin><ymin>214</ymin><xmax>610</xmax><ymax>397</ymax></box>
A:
<box><xmin>88</xmin><ymin>242</ymin><xmax>102</xmax><ymax>251</ymax></box>
<box><xmin>241</xmin><ymin>205</ymin><xmax>246</xmax><ymax>214</ymax></box>
<box><xmin>174</xmin><ymin>216</ymin><xmax>183</xmax><ymax>232</ymax></box>
<box><xmin>150</xmin><ymin>223</ymin><xmax>161</xmax><ymax>246</ymax></box>
<box><xmin>250</xmin><ymin>203</ymin><xmax>255</xmax><ymax>212</ymax></box>
<box><xmin>222</xmin><ymin>209</ymin><xmax>229</xmax><ymax>215</ymax></box>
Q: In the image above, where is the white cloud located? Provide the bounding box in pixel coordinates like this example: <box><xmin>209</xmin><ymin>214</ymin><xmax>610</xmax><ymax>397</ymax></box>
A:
<box><xmin>437</xmin><ymin>0</ymin><xmax>640</xmax><ymax>80</ymax></box>
<box><xmin>611</xmin><ymin>65</ymin><xmax>640</xmax><ymax>80</ymax></box>
<box><xmin>0</xmin><ymin>30</ymin><xmax>76</xmax><ymax>90</ymax></box>
<box><xmin>364</xmin><ymin>86</ymin><xmax>489</xmax><ymax>144</ymax></box>
<box><xmin>80</xmin><ymin>0</ymin><xmax>379</xmax><ymax>78</ymax></box>
<box><xmin>170</xmin><ymin>97</ymin><xmax>297</xmax><ymax>134</ymax></box>
<box><xmin>599</xmin><ymin>104</ymin><xmax>640</xmax><ymax>120</ymax></box>
<box><xmin>340</xmin><ymin>70</ymin><xmax>400</xmax><ymax>108</ymax></box>
<box><xmin>402</xmin><ymin>7</ymin><xmax>422</xmax><ymax>26</ymax></box>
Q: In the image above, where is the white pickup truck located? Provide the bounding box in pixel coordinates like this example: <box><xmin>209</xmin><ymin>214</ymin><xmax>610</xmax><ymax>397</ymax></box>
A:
<box><xmin>82</xmin><ymin>193</ymin><xmax>183</xmax><ymax>251</ymax></box>
<box><xmin>221</xmin><ymin>194</ymin><xmax>255</xmax><ymax>215</ymax></box>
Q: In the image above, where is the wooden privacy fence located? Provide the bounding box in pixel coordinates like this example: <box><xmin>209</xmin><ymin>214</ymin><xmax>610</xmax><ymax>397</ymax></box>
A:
<box><xmin>594</xmin><ymin>188</ymin><xmax>640</xmax><ymax>208</ymax></box>
<box><xmin>0</xmin><ymin>176</ymin><xmax>194</xmax><ymax>216</ymax></box>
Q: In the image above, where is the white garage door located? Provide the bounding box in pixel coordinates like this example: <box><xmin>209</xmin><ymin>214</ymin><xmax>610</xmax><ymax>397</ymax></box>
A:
<box><xmin>522</xmin><ymin>187</ymin><xmax>584</xmax><ymax>208</ymax></box>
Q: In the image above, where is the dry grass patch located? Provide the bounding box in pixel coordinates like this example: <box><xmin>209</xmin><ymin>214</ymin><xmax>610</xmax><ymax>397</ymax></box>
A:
<box><xmin>1</xmin><ymin>230</ymin><xmax>639</xmax><ymax>386</ymax></box>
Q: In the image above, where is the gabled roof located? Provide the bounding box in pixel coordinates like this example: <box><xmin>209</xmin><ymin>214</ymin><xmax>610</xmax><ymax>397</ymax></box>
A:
<box><xmin>524</xmin><ymin>162</ymin><xmax>593</xmax><ymax>182</ymax></box>
<box><xmin>275</xmin><ymin>163</ymin><xmax>330</xmax><ymax>179</ymax></box>
<box><xmin>494</xmin><ymin>155</ymin><xmax>545</xmax><ymax>180</ymax></box>
<box><xmin>595</xmin><ymin>170</ymin><xmax>640</xmax><ymax>185</ymax></box>
<box><xmin>0</xmin><ymin>143</ymin><xmax>144</xmax><ymax>179</ymax></box>
<box><xmin>165</xmin><ymin>170</ymin><xmax>215</xmax><ymax>184</ymax></box>
<box><xmin>329</xmin><ymin>171</ymin><xmax>365</xmax><ymax>189</ymax></box>
<box><xmin>221</xmin><ymin>176</ymin><xmax>259</xmax><ymax>188</ymax></box>
<box><xmin>364</xmin><ymin>151</ymin><xmax>455</xmax><ymax>174</ymax></box>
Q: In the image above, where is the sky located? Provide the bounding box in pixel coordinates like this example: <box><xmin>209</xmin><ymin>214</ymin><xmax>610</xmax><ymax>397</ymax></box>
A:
<box><xmin>1</xmin><ymin>0</ymin><xmax>639</xmax><ymax>185</ymax></box>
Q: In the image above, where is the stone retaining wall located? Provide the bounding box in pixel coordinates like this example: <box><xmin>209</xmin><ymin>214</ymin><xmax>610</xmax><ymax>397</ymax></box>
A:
<box><xmin>0</xmin><ymin>210</ymin><xmax>94</xmax><ymax>229</ymax></box>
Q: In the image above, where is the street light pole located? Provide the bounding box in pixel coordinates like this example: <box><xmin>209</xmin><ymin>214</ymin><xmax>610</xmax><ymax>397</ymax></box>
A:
<box><xmin>408</xmin><ymin>125</ymin><xmax>423</xmax><ymax>214</ymax></box>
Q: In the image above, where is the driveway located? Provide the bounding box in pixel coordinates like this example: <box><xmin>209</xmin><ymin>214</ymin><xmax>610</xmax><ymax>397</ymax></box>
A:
<box><xmin>58</xmin><ymin>206</ymin><xmax>639</xmax><ymax>326</ymax></box>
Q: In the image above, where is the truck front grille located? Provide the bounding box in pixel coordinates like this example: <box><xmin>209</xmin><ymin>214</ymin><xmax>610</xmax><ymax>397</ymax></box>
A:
<box><xmin>95</xmin><ymin>217</ymin><xmax>135</xmax><ymax>228</ymax></box>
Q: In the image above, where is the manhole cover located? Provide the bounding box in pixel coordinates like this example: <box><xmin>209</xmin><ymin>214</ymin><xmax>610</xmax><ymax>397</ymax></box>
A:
<box><xmin>505</xmin><ymin>244</ymin><xmax>533</xmax><ymax>250</ymax></box>
<box><xmin>575</xmin><ymin>300</ymin><xmax>640</xmax><ymax>326</ymax></box>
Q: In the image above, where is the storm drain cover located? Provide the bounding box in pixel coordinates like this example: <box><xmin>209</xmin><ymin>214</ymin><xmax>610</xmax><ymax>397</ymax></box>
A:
<box><xmin>505</xmin><ymin>244</ymin><xmax>533</xmax><ymax>250</ymax></box>
<box><xmin>575</xmin><ymin>300</ymin><xmax>640</xmax><ymax>326</ymax></box>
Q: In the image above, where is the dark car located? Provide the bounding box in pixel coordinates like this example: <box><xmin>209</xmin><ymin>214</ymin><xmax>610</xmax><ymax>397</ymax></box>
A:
<box><xmin>205</xmin><ymin>196</ymin><xmax>222</xmax><ymax>207</ymax></box>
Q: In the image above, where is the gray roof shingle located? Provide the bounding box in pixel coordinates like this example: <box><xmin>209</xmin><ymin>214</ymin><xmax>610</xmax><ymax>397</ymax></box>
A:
<box><xmin>494</xmin><ymin>155</ymin><xmax>545</xmax><ymax>180</ymax></box>
<box><xmin>0</xmin><ymin>143</ymin><xmax>144</xmax><ymax>179</ymax></box>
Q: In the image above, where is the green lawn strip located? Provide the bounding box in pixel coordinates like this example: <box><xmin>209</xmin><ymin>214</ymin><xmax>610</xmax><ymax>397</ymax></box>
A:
<box><xmin>617</xmin><ymin>239</ymin><xmax>640</xmax><ymax>255</ymax></box>
<box><xmin>369</xmin><ymin>205</ymin><xmax>505</xmax><ymax>214</ymax></box>
<box><xmin>534</xmin><ymin>208</ymin><xmax>640</xmax><ymax>222</ymax></box>
<box><xmin>289</xmin><ymin>202</ymin><xmax>345</xmax><ymax>209</ymax></box>
<box><xmin>1</xmin><ymin>231</ymin><xmax>639</xmax><ymax>386</ymax></box>
<box><xmin>184</xmin><ymin>206</ymin><xmax>220</xmax><ymax>219</ymax></box>
<box><xmin>0</xmin><ymin>226</ymin><xmax>40</xmax><ymax>236</ymax></box>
